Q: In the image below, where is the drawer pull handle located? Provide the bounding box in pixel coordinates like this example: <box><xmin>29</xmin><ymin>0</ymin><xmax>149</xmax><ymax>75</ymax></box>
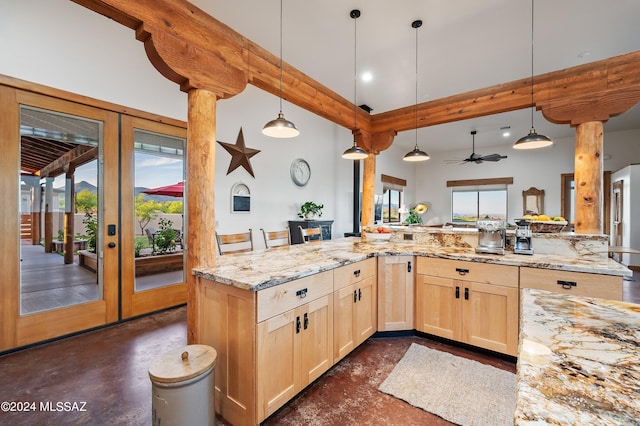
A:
<box><xmin>456</xmin><ymin>268</ymin><xmax>469</xmax><ymax>275</ymax></box>
<box><xmin>353</xmin><ymin>269</ymin><xmax>361</xmax><ymax>278</ymax></box>
<box><xmin>296</xmin><ymin>288</ymin><xmax>308</xmax><ymax>298</ymax></box>
<box><xmin>557</xmin><ymin>280</ymin><xmax>577</xmax><ymax>289</ymax></box>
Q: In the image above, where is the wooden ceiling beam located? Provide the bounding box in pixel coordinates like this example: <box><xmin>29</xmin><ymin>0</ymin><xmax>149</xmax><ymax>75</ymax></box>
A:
<box><xmin>39</xmin><ymin>145</ymin><xmax>97</xmax><ymax>178</ymax></box>
<box><xmin>71</xmin><ymin>0</ymin><xmax>640</xmax><ymax>150</ymax></box>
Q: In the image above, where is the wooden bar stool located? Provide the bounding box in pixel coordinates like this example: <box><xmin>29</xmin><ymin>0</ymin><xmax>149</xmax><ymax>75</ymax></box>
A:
<box><xmin>261</xmin><ymin>227</ymin><xmax>290</xmax><ymax>249</ymax></box>
<box><xmin>216</xmin><ymin>229</ymin><xmax>253</xmax><ymax>255</ymax></box>
<box><xmin>298</xmin><ymin>226</ymin><xmax>323</xmax><ymax>243</ymax></box>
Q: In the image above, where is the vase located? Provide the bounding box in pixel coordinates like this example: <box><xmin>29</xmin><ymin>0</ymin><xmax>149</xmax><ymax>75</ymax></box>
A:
<box><xmin>305</xmin><ymin>212</ymin><xmax>316</xmax><ymax>220</ymax></box>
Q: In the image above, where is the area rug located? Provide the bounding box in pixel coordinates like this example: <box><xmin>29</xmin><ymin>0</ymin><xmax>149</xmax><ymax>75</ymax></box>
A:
<box><xmin>378</xmin><ymin>343</ymin><xmax>516</xmax><ymax>426</ymax></box>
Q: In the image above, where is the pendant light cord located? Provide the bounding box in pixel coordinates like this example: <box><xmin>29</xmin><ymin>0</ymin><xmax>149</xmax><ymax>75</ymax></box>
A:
<box><xmin>279</xmin><ymin>0</ymin><xmax>284</xmax><ymax>113</ymax></box>
<box><xmin>353</xmin><ymin>12</ymin><xmax>357</xmax><ymax>133</ymax></box>
<box><xmin>530</xmin><ymin>0</ymin><xmax>534</xmax><ymax>127</ymax></box>
<box><xmin>415</xmin><ymin>23</ymin><xmax>419</xmax><ymax>149</ymax></box>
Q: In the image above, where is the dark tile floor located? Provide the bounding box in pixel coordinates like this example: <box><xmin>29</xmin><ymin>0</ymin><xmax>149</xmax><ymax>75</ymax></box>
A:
<box><xmin>0</xmin><ymin>269</ymin><xmax>637</xmax><ymax>425</ymax></box>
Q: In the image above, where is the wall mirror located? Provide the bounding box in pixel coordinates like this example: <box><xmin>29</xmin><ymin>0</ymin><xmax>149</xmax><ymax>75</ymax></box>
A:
<box><xmin>522</xmin><ymin>187</ymin><xmax>545</xmax><ymax>215</ymax></box>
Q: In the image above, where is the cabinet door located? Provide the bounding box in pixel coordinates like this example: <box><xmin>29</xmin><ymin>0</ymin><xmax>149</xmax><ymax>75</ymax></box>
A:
<box><xmin>257</xmin><ymin>310</ymin><xmax>300</xmax><ymax>421</ymax></box>
<box><xmin>333</xmin><ymin>283</ymin><xmax>356</xmax><ymax>362</ymax></box>
<box><xmin>415</xmin><ymin>274</ymin><xmax>461</xmax><ymax>341</ymax></box>
<box><xmin>462</xmin><ymin>282</ymin><xmax>519</xmax><ymax>356</ymax></box>
<box><xmin>354</xmin><ymin>275</ymin><xmax>377</xmax><ymax>346</ymax></box>
<box><xmin>377</xmin><ymin>256</ymin><xmax>414</xmax><ymax>331</ymax></box>
<box><xmin>300</xmin><ymin>295</ymin><xmax>333</xmax><ymax>384</ymax></box>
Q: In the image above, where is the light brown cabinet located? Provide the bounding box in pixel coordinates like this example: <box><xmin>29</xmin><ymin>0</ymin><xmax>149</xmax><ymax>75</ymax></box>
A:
<box><xmin>257</xmin><ymin>293</ymin><xmax>333</xmax><ymax>421</ymax></box>
<box><xmin>377</xmin><ymin>255</ymin><xmax>414</xmax><ymax>331</ymax></box>
<box><xmin>520</xmin><ymin>267</ymin><xmax>622</xmax><ymax>300</ymax></box>
<box><xmin>333</xmin><ymin>258</ymin><xmax>377</xmax><ymax>362</ymax></box>
<box><xmin>415</xmin><ymin>257</ymin><xmax>519</xmax><ymax>356</ymax></box>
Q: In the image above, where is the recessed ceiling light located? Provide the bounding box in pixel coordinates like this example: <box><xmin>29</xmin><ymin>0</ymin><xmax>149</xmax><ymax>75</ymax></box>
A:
<box><xmin>577</xmin><ymin>51</ymin><xmax>591</xmax><ymax>60</ymax></box>
<box><xmin>501</xmin><ymin>126</ymin><xmax>511</xmax><ymax>137</ymax></box>
<box><xmin>361</xmin><ymin>71</ymin><xmax>373</xmax><ymax>82</ymax></box>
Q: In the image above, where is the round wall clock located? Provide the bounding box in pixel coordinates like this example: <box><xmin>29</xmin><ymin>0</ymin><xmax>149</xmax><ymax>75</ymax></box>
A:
<box><xmin>290</xmin><ymin>158</ymin><xmax>311</xmax><ymax>186</ymax></box>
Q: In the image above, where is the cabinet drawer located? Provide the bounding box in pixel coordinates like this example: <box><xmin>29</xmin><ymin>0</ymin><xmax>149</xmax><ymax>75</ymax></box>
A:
<box><xmin>333</xmin><ymin>258</ymin><xmax>376</xmax><ymax>291</ymax></box>
<box><xmin>416</xmin><ymin>257</ymin><xmax>518</xmax><ymax>288</ymax></box>
<box><xmin>257</xmin><ymin>271</ymin><xmax>333</xmax><ymax>322</ymax></box>
<box><xmin>520</xmin><ymin>267</ymin><xmax>622</xmax><ymax>300</ymax></box>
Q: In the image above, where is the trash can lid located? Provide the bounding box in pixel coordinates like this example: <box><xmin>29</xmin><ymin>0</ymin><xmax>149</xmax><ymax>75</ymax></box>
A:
<box><xmin>149</xmin><ymin>344</ymin><xmax>217</xmax><ymax>383</ymax></box>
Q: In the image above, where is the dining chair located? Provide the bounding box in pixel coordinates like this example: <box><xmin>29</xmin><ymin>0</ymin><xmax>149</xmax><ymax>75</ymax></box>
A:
<box><xmin>260</xmin><ymin>227</ymin><xmax>290</xmax><ymax>249</ymax></box>
<box><xmin>216</xmin><ymin>229</ymin><xmax>253</xmax><ymax>255</ymax></box>
<box><xmin>299</xmin><ymin>226</ymin><xmax>323</xmax><ymax>243</ymax></box>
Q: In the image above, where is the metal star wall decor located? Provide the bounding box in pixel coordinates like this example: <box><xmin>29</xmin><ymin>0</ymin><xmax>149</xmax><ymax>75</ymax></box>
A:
<box><xmin>217</xmin><ymin>128</ymin><xmax>261</xmax><ymax>177</ymax></box>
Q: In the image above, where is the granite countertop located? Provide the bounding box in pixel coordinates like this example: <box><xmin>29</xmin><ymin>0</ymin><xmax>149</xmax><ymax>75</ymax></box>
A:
<box><xmin>515</xmin><ymin>289</ymin><xmax>640</xmax><ymax>424</ymax></box>
<box><xmin>193</xmin><ymin>237</ymin><xmax>630</xmax><ymax>291</ymax></box>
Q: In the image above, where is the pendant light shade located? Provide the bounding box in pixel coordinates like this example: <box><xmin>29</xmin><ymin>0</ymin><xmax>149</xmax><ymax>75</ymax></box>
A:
<box><xmin>403</xmin><ymin>19</ymin><xmax>429</xmax><ymax>162</ymax></box>
<box><xmin>342</xmin><ymin>9</ymin><xmax>368</xmax><ymax>160</ymax></box>
<box><xmin>514</xmin><ymin>0</ymin><xmax>552</xmax><ymax>150</ymax></box>
<box><xmin>262</xmin><ymin>0</ymin><xmax>299</xmax><ymax>138</ymax></box>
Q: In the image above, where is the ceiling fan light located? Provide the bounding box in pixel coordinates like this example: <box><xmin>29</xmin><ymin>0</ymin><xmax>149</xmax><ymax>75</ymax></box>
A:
<box><xmin>403</xmin><ymin>146</ymin><xmax>430</xmax><ymax>162</ymax></box>
<box><xmin>262</xmin><ymin>112</ymin><xmax>300</xmax><ymax>138</ymax></box>
<box><xmin>342</xmin><ymin>142</ymin><xmax>369</xmax><ymax>160</ymax></box>
<box><xmin>513</xmin><ymin>128</ymin><xmax>554</xmax><ymax>149</ymax></box>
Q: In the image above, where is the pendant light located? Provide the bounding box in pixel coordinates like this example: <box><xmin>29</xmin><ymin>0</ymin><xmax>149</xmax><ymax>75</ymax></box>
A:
<box><xmin>342</xmin><ymin>9</ymin><xmax>368</xmax><ymax>160</ymax></box>
<box><xmin>514</xmin><ymin>0</ymin><xmax>553</xmax><ymax>150</ymax></box>
<box><xmin>262</xmin><ymin>0</ymin><xmax>300</xmax><ymax>138</ymax></box>
<box><xmin>403</xmin><ymin>19</ymin><xmax>430</xmax><ymax>162</ymax></box>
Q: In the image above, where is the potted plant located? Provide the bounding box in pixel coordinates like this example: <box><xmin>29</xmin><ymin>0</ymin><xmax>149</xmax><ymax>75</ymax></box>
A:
<box><xmin>298</xmin><ymin>201</ymin><xmax>324</xmax><ymax>220</ymax></box>
<box><xmin>405</xmin><ymin>208</ymin><xmax>422</xmax><ymax>225</ymax></box>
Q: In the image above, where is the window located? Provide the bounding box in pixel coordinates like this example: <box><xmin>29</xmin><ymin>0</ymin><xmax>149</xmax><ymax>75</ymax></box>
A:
<box><xmin>447</xmin><ymin>177</ymin><xmax>512</xmax><ymax>223</ymax></box>
<box><xmin>382</xmin><ymin>188</ymin><xmax>402</xmax><ymax>223</ymax></box>
<box><xmin>451</xmin><ymin>189</ymin><xmax>507</xmax><ymax>223</ymax></box>
<box><xmin>380</xmin><ymin>174</ymin><xmax>406</xmax><ymax>224</ymax></box>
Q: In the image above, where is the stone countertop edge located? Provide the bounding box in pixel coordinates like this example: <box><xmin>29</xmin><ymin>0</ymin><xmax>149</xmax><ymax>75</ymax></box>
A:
<box><xmin>193</xmin><ymin>237</ymin><xmax>631</xmax><ymax>291</ymax></box>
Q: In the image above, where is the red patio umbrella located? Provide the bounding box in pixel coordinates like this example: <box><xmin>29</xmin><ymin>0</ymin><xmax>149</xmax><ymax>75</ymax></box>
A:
<box><xmin>141</xmin><ymin>182</ymin><xmax>184</xmax><ymax>197</ymax></box>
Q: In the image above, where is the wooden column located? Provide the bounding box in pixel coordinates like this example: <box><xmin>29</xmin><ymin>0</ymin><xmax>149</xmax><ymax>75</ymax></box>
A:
<box><xmin>63</xmin><ymin>170</ymin><xmax>75</xmax><ymax>264</ymax></box>
<box><xmin>361</xmin><ymin>153</ymin><xmax>376</xmax><ymax>228</ymax></box>
<box><xmin>44</xmin><ymin>177</ymin><xmax>54</xmax><ymax>253</ymax></box>
<box><xmin>186</xmin><ymin>88</ymin><xmax>218</xmax><ymax>344</ymax></box>
<box><xmin>574</xmin><ymin>121</ymin><xmax>603</xmax><ymax>234</ymax></box>
<box><xmin>31</xmin><ymin>183</ymin><xmax>41</xmax><ymax>245</ymax></box>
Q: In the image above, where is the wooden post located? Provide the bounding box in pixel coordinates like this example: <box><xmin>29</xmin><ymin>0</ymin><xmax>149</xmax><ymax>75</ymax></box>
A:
<box><xmin>574</xmin><ymin>121</ymin><xmax>603</xmax><ymax>234</ymax></box>
<box><xmin>63</xmin><ymin>171</ymin><xmax>75</xmax><ymax>264</ymax></box>
<box><xmin>361</xmin><ymin>153</ymin><xmax>376</xmax><ymax>228</ymax></box>
<box><xmin>186</xmin><ymin>88</ymin><xmax>218</xmax><ymax>344</ymax></box>
<box><xmin>44</xmin><ymin>177</ymin><xmax>54</xmax><ymax>253</ymax></box>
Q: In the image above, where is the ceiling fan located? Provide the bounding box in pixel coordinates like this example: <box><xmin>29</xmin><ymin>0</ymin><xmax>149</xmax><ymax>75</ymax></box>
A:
<box><xmin>447</xmin><ymin>130</ymin><xmax>507</xmax><ymax>164</ymax></box>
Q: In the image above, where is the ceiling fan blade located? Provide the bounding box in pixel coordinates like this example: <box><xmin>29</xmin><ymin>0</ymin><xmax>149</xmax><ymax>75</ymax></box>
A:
<box><xmin>479</xmin><ymin>154</ymin><xmax>508</xmax><ymax>162</ymax></box>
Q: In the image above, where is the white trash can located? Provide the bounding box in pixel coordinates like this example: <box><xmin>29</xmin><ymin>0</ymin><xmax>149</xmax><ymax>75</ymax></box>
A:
<box><xmin>149</xmin><ymin>344</ymin><xmax>217</xmax><ymax>426</ymax></box>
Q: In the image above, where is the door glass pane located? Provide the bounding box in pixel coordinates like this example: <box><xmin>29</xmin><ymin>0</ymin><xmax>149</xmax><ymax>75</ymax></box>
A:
<box><xmin>19</xmin><ymin>106</ymin><xmax>102</xmax><ymax>314</ymax></box>
<box><xmin>133</xmin><ymin>129</ymin><xmax>185</xmax><ymax>292</ymax></box>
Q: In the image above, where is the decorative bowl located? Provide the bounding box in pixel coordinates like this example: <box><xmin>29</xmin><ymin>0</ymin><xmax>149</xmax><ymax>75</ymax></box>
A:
<box><xmin>529</xmin><ymin>220</ymin><xmax>568</xmax><ymax>233</ymax></box>
<box><xmin>364</xmin><ymin>232</ymin><xmax>392</xmax><ymax>242</ymax></box>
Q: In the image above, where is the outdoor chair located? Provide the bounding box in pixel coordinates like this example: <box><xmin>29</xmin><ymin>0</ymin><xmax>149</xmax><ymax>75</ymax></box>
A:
<box><xmin>145</xmin><ymin>227</ymin><xmax>156</xmax><ymax>245</ymax></box>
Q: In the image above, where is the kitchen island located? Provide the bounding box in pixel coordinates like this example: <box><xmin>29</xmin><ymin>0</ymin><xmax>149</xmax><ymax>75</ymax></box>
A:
<box><xmin>192</xmin><ymin>231</ymin><xmax>631</xmax><ymax>426</ymax></box>
<box><xmin>516</xmin><ymin>289</ymin><xmax>640</xmax><ymax>424</ymax></box>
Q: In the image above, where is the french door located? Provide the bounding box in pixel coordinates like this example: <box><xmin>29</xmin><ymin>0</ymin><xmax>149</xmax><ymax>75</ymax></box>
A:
<box><xmin>0</xmin><ymin>86</ymin><xmax>186</xmax><ymax>352</ymax></box>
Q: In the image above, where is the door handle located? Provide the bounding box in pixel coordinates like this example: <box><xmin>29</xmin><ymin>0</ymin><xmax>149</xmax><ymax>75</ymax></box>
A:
<box><xmin>353</xmin><ymin>290</ymin><xmax>358</xmax><ymax>303</ymax></box>
<box><xmin>303</xmin><ymin>313</ymin><xmax>309</xmax><ymax>330</ymax></box>
<box><xmin>107</xmin><ymin>242</ymin><xmax>116</xmax><ymax>248</ymax></box>
<box><xmin>455</xmin><ymin>286</ymin><xmax>460</xmax><ymax>299</ymax></box>
<box><xmin>464</xmin><ymin>287</ymin><xmax>469</xmax><ymax>300</ymax></box>
<box><xmin>296</xmin><ymin>316</ymin><xmax>301</xmax><ymax>334</ymax></box>
<box><xmin>358</xmin><ymin>288</ymin><xmax>362</xmax><ymax>301</ymax></box>
<box><xmin>407</xmin><ymin>261</ymin><xmax>412</xmax><ymax>272</ymax></box>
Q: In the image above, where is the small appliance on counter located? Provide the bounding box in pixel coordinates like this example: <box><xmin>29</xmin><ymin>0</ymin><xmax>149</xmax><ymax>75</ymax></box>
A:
<box><xmin>475</xmin><ymin>219</ymin><xmax>506</xmax><ymax>255</ymax></box>
<box><xmin>514</xmin><ymin>218</ymin><xmax>534</xmax><ymax>255</ymax></box>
